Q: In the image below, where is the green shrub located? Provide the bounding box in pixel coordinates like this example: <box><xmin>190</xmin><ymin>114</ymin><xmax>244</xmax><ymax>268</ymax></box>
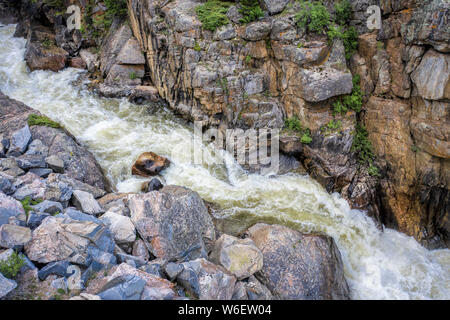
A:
<box><xmin>334</xmin><ymin>0</ymin><xmax>352</xmax><ymax>26</ymax></box>
<box><xmin>332</xmin><ymin>75</ymin><xmax>363</xmax><ymax>115</ymax></box>
<box><xmin>327</xmin><ymin>24</ymin><xmax>358</xmax><ymax>59</ymax></box>
<box><xmin>195</xmin><ymin>0</ymin><xmax>232</xmax><ymax>31</ymax></box>
<box><xmin>42</xmin><ymin>0</ymin><xmax>64</xmax><ymax>9</ymax></box>
<box><xmin>20</xmin><ymin>197</ymin><xmax>43</xmax><ymax>217</ymax></box>
<box><xmin>284</xmin><ymin>116</ymin><xmax>313</xmax><ymax>144</ymax></box>
<box><xmin>295</xmin><ymin>1</ymin><xmax>330</xmax><ymax>33</ymax></box>
<box><xmin>368</xmin><ymin>164</ymin><xmax>380</xmax><ymax>177</ymax></box>
<box><xmin>0</xmin><ymin>251</ymin><xmax>25</xmax><ymax>279</ymax></box>
<box><xmin>352</xmin><ymin>124</ymin><xmax>375</xmax><ymax>165</ymax></box>
<box><xmin>194</xmin><ymin>42</ymin><xmax>202</xmax><ymax>52</ymax></box>
<box><xmin>129</xmin><ymin>72</ymin><xmax>137</xmax><ymax>80</ymax></box>
<box><xmin>301</xmin><ymin>131</ymin><xmax>313</xmax><ymax>144</ymax></box>
<box><xmin>327</xmin><ymin>119</ymin><xmax>342</xmax><ymax>130</ymax></box>
<box><xmin>284</xmin><ymin>115</ymin><xmax>303</xmax><ymax>132</ymax></box>
<box><xmin>104</xmin><ymin>0</ymin><xmax>128</xmax><ymax>17</ymax></box>
<box><xmin>239</xmin><ymin>0</ymin><xmax>264</xmax><ymax>24</ymax></box>
<box><xmin>28</xmin><ymin>114</ymin><xmax>61</xmax><ymax>128</ymax></box>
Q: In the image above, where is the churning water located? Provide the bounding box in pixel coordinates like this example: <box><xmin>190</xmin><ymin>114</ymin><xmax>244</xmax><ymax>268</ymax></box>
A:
<box><xmin>0</xmin><ymin>24</ymin><xmax>448</xmax><ymax>299</ymax></box>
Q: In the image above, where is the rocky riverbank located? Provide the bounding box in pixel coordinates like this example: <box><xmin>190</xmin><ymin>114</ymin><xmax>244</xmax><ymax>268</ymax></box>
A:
<box><xmin>0</xmin><ymin>93</ymin><xmax>349</xmax><ymax>300</ymax></box>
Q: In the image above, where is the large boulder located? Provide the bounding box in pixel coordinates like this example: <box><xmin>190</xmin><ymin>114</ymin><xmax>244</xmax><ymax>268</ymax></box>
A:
<box><xmin>246</xmin><ymin>224</ymin><xmax>350</xmax><ymax>300</ymax></box>
<box><xmin>210</xmin><ymin>234</ymin><xmax>263</xmax><ymax>280</ymax></box>
<box><xmin>25</xmin><ymin>42</ymin><xmax>68</xmax><ymax>72</ymax></box>
<box><xmin>24</xmin><ymin>216</ymin><xmax>115</xmax><ymax>265</ymax></box>
<box><xmin>177</xmin><ymin>258</ymin><xmax>236</xmax><ymax>300</ymax></box>
<box><xmin>128</xmin><ymin>186</ymin><xmax>215</xmax><ymax>261</ymax></box>
<box><xmin>262</xmin><ymin>0</ymin><xmax>290</xmax><ymax>15</ymax></box>
<box><xmin>131</xmin><ymin>152</ymin><xmax>170</xmax><ymax>177</ymax></box>
<box><xmin>299</xmin><ymin>68</ymin><xmax>353</xmax><ymax>102</ymax></box>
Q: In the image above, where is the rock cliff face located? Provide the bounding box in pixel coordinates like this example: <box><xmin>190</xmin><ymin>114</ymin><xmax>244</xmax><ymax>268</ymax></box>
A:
<box><xmin>2</xmin><ymin>0</ymin><xmax>448</xmax><ymax>247</ymax></box>
<box><xmin>125</xmin><ymin>0</ymin><xmax>449</xmax><ymax>248</ymax></box>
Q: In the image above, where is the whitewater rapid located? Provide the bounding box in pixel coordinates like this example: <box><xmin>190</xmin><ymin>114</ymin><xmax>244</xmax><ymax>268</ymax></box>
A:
<box><xmin>0</xmin><ymin>24</ymin><xmax>448</xmax><ymax>299</ymax></box>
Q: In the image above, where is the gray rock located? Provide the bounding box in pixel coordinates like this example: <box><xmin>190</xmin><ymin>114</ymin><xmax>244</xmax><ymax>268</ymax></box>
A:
<box><xmin>164</xmin><ymin>262</ymin><xmax>184</xmax><ymax>281</ymax></box>
<box><xmin>72</xmin><ymin>190</ymin><xmax>103</xmax><ymax>215</ymax></box>
<box><xmin>16</xmin><ymin>154</ymin><xmax>47</xmax><ymax>170</ymax></box>
<box><xmin>129</xmin><ymin>186</ymin><xmax>215</xmax><ymax>261</ymax></box>
<box><xmin>98</xmin><ymin>274</ymin><xmax>146</xmax><ymax>300</ymax></box>
<box><xmin>132</xmin><ymin>239</ymin><xmax>150</xmax><ymax>261</ymax></box>
<box><xmin>63</xmin><ymin>207</ymin><xmax>103</xmax><ymax>224</ymax></box>
<box><xmin>79</xmin><ymin>49</ymin><xmax>98</xmax><ymax>73</ymax></box>
<box><xmin>46</xmin><ymin>173</ymin><xmax>105</xmax><ymax>199</ymax></box>
<box><xmin>0</xmin><ymin>224</ymin><xmax>32</xmax><ymax>249</ymax></box>
<box><xmin>243</xmin><ymin>21</ymin><xmax>272</xmax><ymax>41</ymax></box>
<box><xmin>0</xmin><ymin>192</ymin><xmax>25</xmax><ymax>226</ymax></box>
<box><xmin>245</xmin><ymin>275</ymin><xmax>273</xmax><ymax>300</ymax></box>
<box><xmin>28</xmin><ymin>168</ymin><xmax>53</xmax><ymax>178</ymax></box>
<box><xmin>27</xmin><ymin>212</ymin><xmax>50</xmax><ymax>229</ymax></box>
<box><xmin>7</xmin><ymin>125</ymin><xmax>31</xmax><ymax>156</ymax></box>
<box><xmin>0</xmin><ymin>158</ymin><xmax>25</xmax><ymax>178</ymax></box>
<box><xmin>25</xmin><ymin>216</ymin><xmax>115</xmax><ymax>264</ymax></box>
<box><xmin>210</xmin><ymin>234</ymin><xmax>263</xmax><ymax>280</ymax></box>
<box><xmin>31</xmin><ymin>200</ymin><xmax>63</xmax><ymax>215</ymax></box>
<box><xmin>25</xmin><ymin>139</ymin><xmax>48</xmax><ymax>157</ymax></box>
<box><xmin>105</xmin><ymin>64</ymin><xmax>145</xmax><ymax>86</ymax></box>
<box><xmin>242</xmin><ymin>73</ymin><xmax>265</xmax><ymax>96</ymax></box>
<box><xmin>411</xmin><ymin>49</ymin><xmax>449</xmax><ymax>100</ymax></box>
<box><xmin>38</xmin><ymin>260</ymin><xmax>71</xmax><ymax>281</ymax></box>
<box><xmin>45</xmin><ymin>155</ymin><xmax>64</xmax><ymax>173</ymax></box>
<box><xmin>100</xmin><ymin>211</ymin><xmax>136</xmax><ymax>244</ymax></box>
<box><xmin>116</xmin><ymin>38</ymin><xmax>146</xmax><ymax>65</ymax></box>
<box><xmin>262</xmin><ymin>0</ymin><xmax>290</xmax><ymax>15</ymax></box>
<box><xmin>0</xmin><ymin>174</ymin><xmax>15</xmax><ymax>195</ymax></box>
<box><xmin>116</xmin><ymin>253</ymin><xmax>146</xmax><ymax>268</ymax></box>
<box><xmin>299</xmin><ymin>68</ymin><xmax>353</xmax><ymax>102</ymax></box>
<box><xmin>214</xmin><ymin>25</ymin><xmax>236</xmax><ymax>41</ymax></box>
<box><xmin>232</xmin><ymin>281</ymin><xmax>248</xmax><ymax>300</ymax></box>
<box><xmin>12</xmin><ymin>176</ymin><xmax>46</xmax><ymax>201</ymax></box>
<box><xmin>227</xmin><ymin>6</ymin><xmax>243</xmax><ymax>24</ymax></box>
<box><xmin>177</xmin><ymin>258</ymin><xmax>236</xmax><ymax>300</ymax></box>
<box><xmin>0</xmin><ymin>273</ymin><xmax>17</xmax><ymax>298</ymax></box>
<box><xmin>246</xmin><ymin>224</ymin><xmax>350</xmax><ymax>300</ymax></box>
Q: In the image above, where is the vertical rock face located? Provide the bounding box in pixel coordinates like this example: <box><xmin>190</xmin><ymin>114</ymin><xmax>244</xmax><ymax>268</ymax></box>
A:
<box><xmin>352</xmin><ymin>0</ymin><xmax>450</xmax><ymax>247</ymax></box>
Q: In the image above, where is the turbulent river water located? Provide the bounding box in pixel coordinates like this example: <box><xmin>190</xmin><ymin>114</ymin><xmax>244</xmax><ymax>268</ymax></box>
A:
<box><xmin>0</xmin><ymin>24</ymin><xmax>449</xmax><ymax>300</ymax></box>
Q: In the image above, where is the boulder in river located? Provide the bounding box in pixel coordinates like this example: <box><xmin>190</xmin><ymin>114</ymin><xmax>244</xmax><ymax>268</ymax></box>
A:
<box><xmin>131</xmin><ymin>152</ymin><xmax>170</xmax><ymax>177</ymax></box>
<box><xmin>128</xmin><ymin>185</ymin><xmax>215</xmax><ymax>261</ymax></box>
<box><xmin>246</xmin><ymin>223</ymin><xmax>350</xmax><ymax>300</ymax></box>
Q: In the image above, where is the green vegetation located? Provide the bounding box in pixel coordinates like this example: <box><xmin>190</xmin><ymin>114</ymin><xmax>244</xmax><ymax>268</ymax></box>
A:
<box><xmin>334</xmin><ymin>0</ymin><xmax>352</xmax><ymax>26</ymax></box>
<box><xmin>295</xmin><ymin>0</ymin><xmax>357</xmax><ymax>60</ymax></box>
<box><xmin>216</xmin><ymin>78</ymin><xmax>229</xmax><ymax>97</ymax></box>
<box><xmin>20</xmin><ymin>196</ymin><xmax>43</xmax><ymax>218</ymax></box>
<box><xmin>195</xmin><ymin>0</ymin><xmax>232</xmax><ymax>32</ymax></box>
<box><xmin>28</xmin><ymin>114</ymin><xmax>61</xmax><ymax>128</ymax></box>
<box><xmin>41</xmin><ymin>38</ymin><xmax>54</xmax><ymax>49</ymax></box>
<box><xmin>327</xmin><ymin>119</ymin><xmax>342</xmax><ymax>130</ymax></box>
<box><xmin>295</xmin><ymin>1</ymin><xmax>330</xmax><ymax>33</ymax></box>
<box><xmin>194</xmin><ymin>42</ymin><xmax>202</xmax><ymax>52</ymax></box>
<box><xmin>327</xmin><ymin>24</ymin><xmax>358</xmax><ymax>59</ymax></box>
<box><xmin>129</xmin><ymin>72</ymin><xmax>137</xmax><ymax>80</ymax></box>
<box><xmin>411</xmin><ymin>145</ymin><xmax>421</xmax><ymax>153</ymax></box>
<box><xmin>284</xmin><ymin>116</ymin><xmax>313</xmax><ymax>144</ymax></box>
<box><xmin>245</xmin><ymin>55</ymin><xmax>252</xmax><ymax>64</ymax></box>
<box><xmin>104</xmin><ymin>0</ymin><xmax>128</xmax><ymax>17</ymax></box>
<box><xmin>352</xmin><ymin>124</ymin><xmax>379</xmax><ymax>176</ymax></box>
<box><xmin>239</xmin><ymin>0</ymin><xmax>264</xmax><ymax>24</ymax></box>
<box><xmin>40</xmin><ymin>0</ymin><xmax>65</xmax><ymax>9</ymax></box>
<box><xmin>332</xmin><ymin>75</ymin><xmax>363</xmax><ymax>116</ymax></box>
<box><xmin>0</xmin><ymin>251</ymin><xmax>25</xmax><ymax>279</ymax></box>
<box><xmin>82</xmin><ymin>0</ymin><xmax>128</xmax><ymax>40</ymax></box>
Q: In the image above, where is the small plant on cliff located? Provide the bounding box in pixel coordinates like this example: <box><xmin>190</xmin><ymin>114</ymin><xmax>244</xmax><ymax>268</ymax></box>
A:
<box><xmin>295</xmin><ymin>1</ymin><xmax>330</xmax><ymax>34</ymax></box>
<box><xmin>239</xmin><ymin>0</ymin><xmax>264</xmax><ymax>24</ymax></box>
<box><xmin>129</xmin><ymin>72</ymin><xmax>137</xmax><ymax>80</ymax></box>
<box><xmin>332</xmin><ymin>75</ymin><xmax>363</xmax><ymax>115</ymax></box>
<box><xmin>20</xmin><ymin>196</ymin><xmax>42</xmax><ymax>218</ymax></box>
<box><xmin>42</xmin><ymin>0</ymin><xmax>65</xmax><ymax>9</ymax></box>
<box><xmin>284</xmin><ymin>116</ymin><xmax>313</xmax><ymax>144</ymax></box>
<box><xmin>41</xmin><ymin>38</ymin><xmax>54</xmax><ymax>49</ymax></box>
<box><xmin>0</xmin><ymin>251</ymin><xmax>25</xmax><ymax>279</ymax></box>
<box><xmin>103</xmin><ymin>0</ymin><xmax>128</xmax><ymax>17</ymax></box>
<box><xmin>327</xmin><ymin>24</ymin><xmax>358</xmax><ymax>59</ymax></box>
<box><xmin>352</xmin><ymin>124</ymin><xmax>379</xmax><ymax>176</ymax></box>
<box><xmin>334</xmin><ymin>0</ymin><xmax>352</xmax><ymax>26</ymax></box>
<box><xmin>28</xmin><ymin>114</ymin><xmax>61</xmax><ymax>128</ymax></box>
<box><xmin>194</xmin><ymin>42</ymin><xmax>202</xmax><ymax>52</ymax></box>
<box><xmin>195</xmin><ymin>0</ymin><xmax>232</xmax><ymax>32</ymax></box>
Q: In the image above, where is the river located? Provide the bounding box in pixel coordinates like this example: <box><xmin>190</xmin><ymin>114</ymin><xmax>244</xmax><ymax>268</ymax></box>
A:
<box><xmin>0</xmin><ymin>24</ymin><xmax>448</xmax><ymax>300</ymax></box>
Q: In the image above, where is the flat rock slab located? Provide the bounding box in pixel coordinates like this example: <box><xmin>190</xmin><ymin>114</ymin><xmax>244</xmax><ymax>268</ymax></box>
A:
<box><xmin>0</xmin><ymin>273</ymin><xmax>17</xmax><ymax>299</ymax></box>
<box><xmin>72</xmin><ymin>190</ymin><xmax>103</xmax><ymax>215</ymax></box>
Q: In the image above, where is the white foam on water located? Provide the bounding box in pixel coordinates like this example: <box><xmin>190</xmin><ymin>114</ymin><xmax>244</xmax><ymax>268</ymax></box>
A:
<box><xmin>0</xmin><ymin>24</ymin><xmax>448</xmax><ymax>300</ymax></box>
